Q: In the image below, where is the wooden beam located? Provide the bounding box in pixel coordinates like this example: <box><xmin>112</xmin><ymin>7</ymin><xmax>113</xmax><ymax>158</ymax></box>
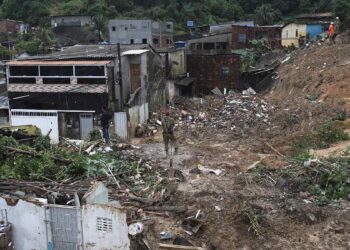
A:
<box><xmin>158</xmin><ymin>243</ymin><xmax>205</xmax><ymax>250</ymax></box>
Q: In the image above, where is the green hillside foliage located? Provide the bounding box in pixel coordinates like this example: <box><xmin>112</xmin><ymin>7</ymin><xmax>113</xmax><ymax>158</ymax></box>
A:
<box><xmin>0</xmin><ymin>0</ymin><xmax>348</xmax><ymax>32</ymax></box>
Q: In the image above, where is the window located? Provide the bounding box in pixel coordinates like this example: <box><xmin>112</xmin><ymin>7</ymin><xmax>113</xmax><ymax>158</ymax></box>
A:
<box><xmin>222</xmin><ymin>66</ymin><xmax>230</xmax><ymax>79</ymax></box>
<box><xmin>130</xmin><ymin>39</ymin><xmax>134</xmax><ymax>44</ymax></box>
<box><xmin>97</xmin><ymin>218</ymin><xmax>112</xmax><ymax>232</ymax></box>
<box><xmin>142</xmin><ymin>38</ymin><xmax>147</xmax><ymax>44</ymax></box>
<box><xmin>112</xmin><ymin>26</ymin><xmax>116</xmax><ymax>31</ymax></box>
<box><xmin>203</xmin><ymin>43</ymin><xmax>215</xmax><ymax>50</ymax></box>
<box><xmin>153</xmin><ymin>38</ymin><xmax>159</xmax><ymax>44</ymax></box>
<box><xmin>238</xmin><ymin>34</ymin><xmax>246</xmax><ymax>43</ymax></box>
<box><xmin>166</xmin><ymin>24</ymin><xmax>172</xmax><ymax>29</ymax></box>
<box><xmin>166</xmin><ymin>39</ymin><xmax>171</xmax><ymax>44</ymax></box>
<box><xmin>286</xmin><ymin>30</ymin><xmax>289</xmax><ymax>38</ymax></box>
<box><xmin>124</xmin><ymin>26</ymin><xmax>128</xmax><ymax>30</ymax></box>
<box><xmin>296</xmin><ymin>29</ymin><xmax>298</xmax><ymax>37</ymax></box>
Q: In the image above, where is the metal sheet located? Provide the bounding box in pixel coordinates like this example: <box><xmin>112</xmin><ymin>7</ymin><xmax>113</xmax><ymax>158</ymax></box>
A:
<box><xmin>79</xmin><ymin>113</ymin><xmax>93</xmax><ymax>140</ymax></box>
<box><xmin>114</xmin><ymin>112</ymin><xmax>128</xmax><ymax>140</ymax></box>
<box><xmin>48</xmin><ymin>206</ymin><xmax>82</xmax><ymax>250</ymax></box>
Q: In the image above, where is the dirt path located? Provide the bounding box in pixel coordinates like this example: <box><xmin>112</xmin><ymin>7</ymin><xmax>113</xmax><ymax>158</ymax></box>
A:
<box><xmin>133</xmin><ymin>139</ymin><xmax>350</xmax><ymax>249</ymax></box>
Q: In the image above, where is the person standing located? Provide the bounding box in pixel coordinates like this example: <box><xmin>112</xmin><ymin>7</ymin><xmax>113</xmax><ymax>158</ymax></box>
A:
<box><xmin>101</xmin><ymin>106</ymin><xmax>112</xmax><ymax>144</ymax></box>
<box><xmin>328</xmin><ymin>22</ymin><xmax>335</xmax><ymax>44</ymax></box>
<box><xmin>162</xmin><ymin>110</ymin><xmax>178</xmax><ymax>155</ymax></box>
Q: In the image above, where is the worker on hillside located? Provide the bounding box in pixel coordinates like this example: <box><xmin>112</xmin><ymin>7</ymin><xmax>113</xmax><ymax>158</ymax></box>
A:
<box><xmin>328</xmin><ymin>22</ymin><xmax>335</xmax><ymax>44</ymax></box>
<box><xmin>101</xmin><ymin>105</ymin><xmax>112</xmax><ymax>144</ymax></box>
<box><xmin>162</xmin><ymin>109</ymin><xmax>178</xmax><ymax>155</ymax></box>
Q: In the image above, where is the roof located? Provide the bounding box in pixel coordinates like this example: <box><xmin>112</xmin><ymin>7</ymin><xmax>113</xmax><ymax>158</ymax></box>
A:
<box><xmin>0</xmin><ymin>96</ymin><xmax>9</xmax><ymax>109</ymax></box>
<box><xmin>296</xmin><ymin>13</ymin><xmax>333</xmax><ymax>19</ymax></box>
<box><xmin>7</xmin><ymin>60</ymin><xmax>112</xmax><ymax>66</ymax></box>
<box><xmin>51</xmin><ymin>15</ymin><xmax>92</xmax><ymax>18</ymax></box>
<box><xmin>122</xmin><ymin>49</ymin><xmax>149</xmax><ymax>56</ymax></box>
<box><xmin>8</xmin><ymin>84</ymin><xmax>107</xmax><ymax>94</ymax></box>
<box><xmin>175</xmin><ymin>77</ymin><xmax>195</xmax><ymax>87</ymax></box>
<box><xmin>17</xmin><ymin>44</ymin><xmax>155</xmax><ymax>61</ymax></box>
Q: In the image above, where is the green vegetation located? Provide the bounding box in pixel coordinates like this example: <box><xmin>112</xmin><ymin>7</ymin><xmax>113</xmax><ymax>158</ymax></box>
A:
<box><xmin>293</xmin><ymin>121</ymin><xmax>350</xmax><ymax>160</ymax></box>
<box><xmin>0</xmin><ymin>0</ymin><xmax>348</xmax><ymax>32</ymax></box>
<box><xmin>281</xmin><ymin>156</ymin><xmax>350</xmax><ymax>206</ymax></box>
<box><xmin>0</xmin><ymin>135</ymin><xmax>166</xmax><ymax>197</ymax></box>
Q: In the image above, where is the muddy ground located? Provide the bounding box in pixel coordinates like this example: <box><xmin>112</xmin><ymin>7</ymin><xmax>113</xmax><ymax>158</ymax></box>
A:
<box><xmin>131</xmin><ymin>130</ymin><xmax>350</xmax><ymax>249</ymax></box>
<box><xmin>129</xmin><ymin>43</ymin><xmax>350</xmax><ymax>249</ymax></box>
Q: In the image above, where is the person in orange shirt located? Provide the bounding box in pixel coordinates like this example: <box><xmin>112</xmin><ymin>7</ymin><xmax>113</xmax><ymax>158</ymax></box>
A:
<box><xmin>328</xmin><ymin>22</ymin><xmax>335</xmax><ymax>44</ymax></box>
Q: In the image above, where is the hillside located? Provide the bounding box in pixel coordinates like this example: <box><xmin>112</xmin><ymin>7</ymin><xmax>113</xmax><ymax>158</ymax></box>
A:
<box><xmin>0</xmin><ymin>0</ymin><xmax>345</xmax><ymax>32</ymax></box>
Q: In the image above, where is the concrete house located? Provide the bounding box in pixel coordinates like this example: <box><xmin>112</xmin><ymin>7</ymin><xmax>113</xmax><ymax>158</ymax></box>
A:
<box><xmin>157</xmin><ymin>48</ymin><xmax>193</xmax><ymax>101</ymax></box>
<box><xmin>231</xmin><ymin>25</ymin><xmax>282</xmax><ymax>50</ymax></box>
<box><xmin>6</xmin><ymin>44</ymin><xmax>166</xmax><ymax>141</ymax></box>
<box><xmin>108</xmin><ymin>19</ymin><xmax>174</xmax><ymax>48</ymax></box>
<box><xmin>51</xmin><ymin>15</ymin><xmax>92</xmax><ymax>27</ymax></box>
<box><xmin>282</xmin><ymin>13</ymin><xmax>333</xmax><ymax>48</ymax></box>
<box><xmin>0</xmin><ymin>182</ymin><xmax>130</xmax><ymax>249</ymax></box>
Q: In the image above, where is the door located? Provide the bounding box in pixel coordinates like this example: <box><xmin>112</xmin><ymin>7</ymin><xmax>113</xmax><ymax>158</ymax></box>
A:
<box><xmin>46</xmin><ymin>206</ymin><xmax>82</xmax><ymax>250</ymax></box>
<box><xmin>114</xmin><ymin>112</ymin><xmax>128</xmax><ymax>140</ymax></box>
<box><xmin>130</xmin><ymin>64</ymin><xmax>141</xmax><ymax>93</ymax></box>
<box><xmin>79</xmin><ymin>113</ymin><xmax>93</xmax><ymax>140</ymax></box>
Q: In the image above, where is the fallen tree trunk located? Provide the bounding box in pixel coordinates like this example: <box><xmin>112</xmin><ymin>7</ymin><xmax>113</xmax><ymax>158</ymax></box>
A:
<box><xmin>144</xmin><ymin>206</ymin><xmax>186</xmax><ymax>213</ymax></box>
<box><xmin>5</xmin><ymin>146</ymin><xmax>72</xmax><ymax>164</ymax></box>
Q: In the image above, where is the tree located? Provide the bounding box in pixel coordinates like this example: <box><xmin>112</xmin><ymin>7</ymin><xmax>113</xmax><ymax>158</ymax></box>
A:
<box><xmin>254</xmin><ymin>4</ymin><xmax>281</xmax><ymax>26</ymax></box>
<box><xmin>92</xmin><ymin>15</ymin><xmax>107</xmax><ymax>42</ymax></box>
<box><xmin>36</xmin><ymin>28</ymin><xmax>55</xmax><ymax>54</ymax></box>
<box><xmin>332</xmin><ymin>0</ymin><xmax>350</xmax><ymax>30</ymax></box>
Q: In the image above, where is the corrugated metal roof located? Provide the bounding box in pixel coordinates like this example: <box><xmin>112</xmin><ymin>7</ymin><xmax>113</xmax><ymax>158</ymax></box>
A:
<box><xmin>8</xmin><ymin>84</ymin><xmax>107</xmax><ymax>93</ymax></box>
<box><xmin>7</xmin><ymin>60</ymin><xmax>112</xmax><ymax>66</ymax></box>
<box><xmin>122</xmin><ymin>49</ymin><xmax>149</xmax><ymax>55</ymax></box>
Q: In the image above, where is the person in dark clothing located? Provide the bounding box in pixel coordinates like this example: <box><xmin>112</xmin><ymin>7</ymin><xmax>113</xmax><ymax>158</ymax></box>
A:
<box><xmin>101</xmin><ymin>106</ymin><xmax>112</xmax><ymax>144</ymax></box>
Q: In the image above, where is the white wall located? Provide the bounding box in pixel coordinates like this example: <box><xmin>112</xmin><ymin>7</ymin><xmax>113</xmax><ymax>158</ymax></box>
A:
<box><xmin>82</xmin><ymin>204</ymin><xmax>130</xmax><ymax>250</ymax></box>
<box><xmin>11</xmin><ymin>110</ymin><xmax>59</xmax><ymax>143</ymax></box>
<box><xmin>0</xmin><ymin>197</ymin><xmax>47</xmax><ymax>250</ymax></box>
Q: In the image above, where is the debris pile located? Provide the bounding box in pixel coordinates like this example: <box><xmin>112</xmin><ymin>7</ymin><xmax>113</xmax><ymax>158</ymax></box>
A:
<box><xmin>0</xmin><ymin>135</ymin><xmax>182</xmax><ymax>207</ymax></box>
<box><xmin>170</xmin><ymin>92</ymin><xmax>274</xmax><ymax>140</ymax></box>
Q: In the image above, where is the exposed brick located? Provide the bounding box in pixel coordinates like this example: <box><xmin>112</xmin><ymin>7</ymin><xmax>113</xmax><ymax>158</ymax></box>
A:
<box><xmin>0</xmin><ymin>20</ymin><xmax>19</xmax><ymax>33</ymax></box>
<box><xmin>187</xmin><ymin>54</ymin><xmax>242</xmax><ymax>94</ymax></box>
<box><xmin>232</xmin><ymin>25</ymin><xmax>282</xmax><ymax>50</ymax></box>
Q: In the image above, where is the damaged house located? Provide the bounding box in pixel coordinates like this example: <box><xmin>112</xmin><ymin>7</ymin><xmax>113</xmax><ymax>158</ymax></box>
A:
<box><xmin>6</xmin><ymin>44</ymin><xmax>166</xmax><ymax>142</ymax></box>
<box><xmin>0</xmin><ymin>182</ymin><xmax>130</xmax><ymax>249</ymax></box>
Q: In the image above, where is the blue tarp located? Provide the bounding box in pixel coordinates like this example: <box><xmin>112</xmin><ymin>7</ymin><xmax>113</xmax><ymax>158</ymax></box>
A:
<box><xmin>307</xmin><ymin>24</ymin><xmax>324</xmax><ymax>39</ymax></box>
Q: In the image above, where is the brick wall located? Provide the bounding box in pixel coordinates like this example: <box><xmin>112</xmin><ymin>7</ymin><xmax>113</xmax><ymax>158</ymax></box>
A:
<box><xmin>232</xmin><ymin>25</ymin><xmax>282</xmax><ymax>50</ymax></box>
<box><xmin>0</xmin><ymin>20</ymin><xmax>18</xmax><ymax>33</ymax></box>
<box><xmin>187</xmin><ymin>54</ymin><xmax>242</xmax><ymax>94</ymax></box>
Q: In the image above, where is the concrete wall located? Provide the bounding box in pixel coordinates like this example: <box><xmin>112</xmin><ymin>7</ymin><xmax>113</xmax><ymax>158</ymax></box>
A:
<box><xmin>108</xmin><ymin>19</ymin><xmax>173</xmax><ymax>48</ymax></box>
<box><xmin>187</xmin><ymin>54</ymin><xmax>242</xmax><ymax>94</ymax></box>
<box><xmin>109</xmin><ymin>19</ymin><xmax>152</xmax><ymax>45</ymax></box>
<box><xmin>0</xmin><ymin>197</ymin><xmax>47</xmax><ymax>250</ymax></box>
<box><xmin>82</xmin><ymin>204</ymin><xmax>130</xmax><ymax>250</ymax></box>
<box><xmin>187</xmin><ymin>33</ymin><xmax>232</xmax><ymax>55</ymax></box>
<box><xmin>51</xmin><ymin>16</ymin><xmax>92</xmax><ymax>27</ymax></box>
<box><xmin>281</xmin><ymin>23</ymin><xmax>307</xmax><ymax>48</ymax></box>
<box><xmin>168</xmin><ymin>49</ymin><xmax>186</xmax><ymax>78</ymax></box>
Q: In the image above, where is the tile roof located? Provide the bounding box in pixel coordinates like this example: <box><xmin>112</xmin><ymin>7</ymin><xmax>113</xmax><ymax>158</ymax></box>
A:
<box><xmin>7</xmin><ymin>60</ymin><xmax>112</xmax><ymax>66</ymax></box>
<box><xmin>8</xmin><ymin>84</ymin><xmax>107</xmax><ymax>94</ymax></box>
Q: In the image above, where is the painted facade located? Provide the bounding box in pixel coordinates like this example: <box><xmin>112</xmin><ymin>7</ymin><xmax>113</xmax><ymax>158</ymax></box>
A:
<box><xmin>281</xmin><ymin>23</ymin><xmax>307</xmax><ymax>48</ymax></box>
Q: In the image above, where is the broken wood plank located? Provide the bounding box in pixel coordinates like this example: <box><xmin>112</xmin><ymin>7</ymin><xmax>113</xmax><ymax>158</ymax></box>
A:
<box><xmin>158</xmin><ymin>243</ymin><xmax>205</xmax><ymax>250</ymax></box>
<box><xmin>144</xmin><ymin>206</ymin><xmax>186</xmax><ymax>213</ymax></box>
<box><xmin>264</xmin><ymin>142</ymin><xmax>285</xmax><ymax>158</ymax></box>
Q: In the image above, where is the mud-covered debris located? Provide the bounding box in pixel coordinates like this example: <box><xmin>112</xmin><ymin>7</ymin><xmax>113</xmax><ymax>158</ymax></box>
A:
<box><xmin>160</xmin><ymin>231</ymin><xmax>175</xmax><ymax>240</ymax></box>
